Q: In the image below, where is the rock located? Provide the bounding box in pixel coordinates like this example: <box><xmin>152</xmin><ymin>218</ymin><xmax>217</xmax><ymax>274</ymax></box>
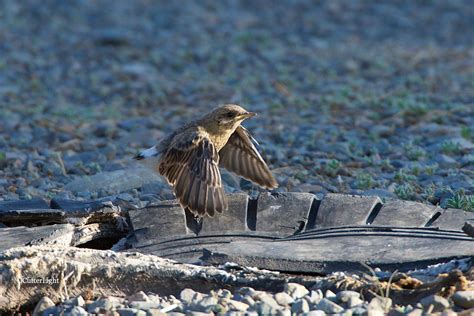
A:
<box><xmin>440</xmin><ymin>310</ymin><xmax>457</xmax><ymax>316</ymax></box>
<box><xmin>419</xmin><ymin>295</ymin><xmax>450</xmax><ymax>312</ymax></box>
<box><xmin>336</xmin><ymin>290</ymin><xmax>360</xmax><ymax>303</ymax></box>
<box><xmin>0</xmin><ymin>198</ymin><xmax>49</xmax><ymax>211</ymax></box>
<box><xmin>145</xmin><ymin>309</ymin><xmax>167</xmax><ymax>316</ymax></box>
<box><xmin>180</xmin><ymin>288</ymin><xmax>197</xmax><ymax>304</ymax></box>
<box><xmin>225</xmin><ymin>312</ymin><xmax>249</xmax><ymax>316</ymax></box>
<box><xmin>94</xmin><ymin>122</ymin><xmax>117</xmax><ymax>138</ymax></box>
<box><xmin>195</xmin><ymin>295</ymin><xmax>218</xmax><ymax>312</ymax></box>
<box><xmin>302</xmin><ymin>311</ymin><xmax>327</xmax><ymax>316</ymax></box>
<box><xmin>140</xmin><ymin>180</ymin><xmax>168</xmax><ymax>195</ymax></box>
<box><xmin>347</xmin><ymin>296</ymin><xmax>364</xmax><ymax>308</ymax></box>
<box><xmin>239</xmin><ymin>311</ymin><xmax>258</xmax><ymax>316</ymax></box>
<box><xmin>241</xmin><ymin>295</ymin><xmax>255</xmax><ymax>306</ymax></box>
<box><xmin>452</xmin><ymin>291</ymin><xmax>474</xmax><ymax>309</ymax></box>
<box><xmin>116</xmin><ymin>308</ymin><xmax>146</xmax><ymax>316</ymax></box>
<box><xmin>217</xmin><ymin>289</ymin><xmax>232</xmax><ymax>299</ymax></box>
<box><xmin>254</xmin><ymin>302</ymin><xmax>278</xmax><ymax>315</ymax></box>
<box><xmin>129</xmin><ymin>301</ymin><xmax>161</xmax><ymax>310</ymax></box>
<box><xmin>86</xmin><ymin>298</ymin><xmax>114</xmax><ymax>313</ymax></box>
<box><xmin>44</xmin><ymin>160</ymin><xmax>66</xmax><ymax>176</ymax></box>
<box><xmin>276</xmin><ymin>309</ymin><xmax>291</xmax><ymax>316</ymax></box>
<box><xmin>185</xmin><ymin>312</ymin><xmax>213</xmax><ymax>316</ymax></box>
<box><xmin>227</xmin><ymin>299</ymin><xmax>249</xmax><ymax>312</ymax></box>
<box><xmin>33</xmin><ymin>297</ymin><xmax>55</xmax><ymax>316</ymax></box>
<box><xmin>285</xmin><ymin>282</ymin><xmax>309</xmax><ymax>299</ymax></box>
<box><xmin>291</xmin><ymin>299</ymin><xmax>309</xmax><ymax>314</ymax></box>
<box><xmin>41</xmin><ymin>307</ymin><xmax>60</xmax><ymax>316</ymax></box>
<box><xmin>324</xmin><ymin>289</ymin><xmax>338</xmax><ymax>302</ymax></box>
<box><xmin>94</xmin><ymin>28</ymin><xmax>131</xmax><ymax>46</ymax></box>
<box><xmin>259</xmin><ymin>294</ymin><xmax>280</xmax><ymax>306</ymax></box>
<box><xmin>350</xmin><ymin>306</ymin><xmax>368</xmax><ymax>316</ymax></box>
<box><xmin>307</xmin><ymin>289</ymin><xmax>323</xmax><ymax>304</ymax></box>
<box><xmin>65</xmin><ymin>166</ymin><xmax>162</xmax><ymax>194</ymax></box>
<box><xmin>435</xmin><ymin>154</ymin><xmax>457</xmax><ymax>167</ymax></box>
<box><xmin>128</xmin><ymin>291</ymin><xmax>150</xmax><ymax>302</ymax></box>
<box><xmin>251</xmin><ymin>290</ymin><xmax>269</xmax><ymax>301</ymax></box>
<box><xmin>274</xmin><ymin>292</ymin><xmax>294</xmax><ymax>306</ymax></box>
<box><xmin>65</xmin><ymin>296</ymin><xmax>85</xmax><ymax>307</ymax></box>
<box><xmin>315</xmin><ymin>298</ymin><xmax>344</xmax><ymax>314</ymax></box>
<box><xmin>368</xmin><ymin>297</ymin><xmax>392</xmax><ymax>314</ymax></box>
<box><xmin>405</xmin><ymin>308</ymin><xmax>423</xmax><ymax>316</ymax></box>
<box><xmin>450</xmin><ymin>137</ymin><xmax>474</xmax><ymax>150</ymax></box>
<box><xmin>255</xmin><ymin>295</ymin><xmax>282</xmax><ymax>314</ymax></box>
<box><xmin>65</xmin><ymin>306</ymin><xmax>88</xmax><ymax>316</ymax></box>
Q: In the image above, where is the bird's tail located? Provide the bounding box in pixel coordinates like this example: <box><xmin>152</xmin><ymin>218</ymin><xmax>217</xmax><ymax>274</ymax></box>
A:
<box><xmin>134</xmin><ymin>146</ymin><xmax>159</xmax><ymax>160</ymax></box>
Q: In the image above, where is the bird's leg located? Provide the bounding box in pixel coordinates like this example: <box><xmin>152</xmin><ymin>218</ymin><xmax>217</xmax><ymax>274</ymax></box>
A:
<box><xmin>184</xmin><ymin>207</ymin><xmax>203</xmax><ymax>235</ymax></box>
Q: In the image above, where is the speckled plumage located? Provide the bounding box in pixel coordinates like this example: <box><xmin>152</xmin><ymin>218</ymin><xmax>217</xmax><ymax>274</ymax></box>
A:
<box><xmin>135</xmin><ymin>104</ymin><xmax>278</xmax><ymax>217</ymax></box>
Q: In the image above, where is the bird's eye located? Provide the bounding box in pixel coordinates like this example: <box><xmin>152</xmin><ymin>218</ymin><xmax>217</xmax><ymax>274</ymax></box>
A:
<box><xmin>226</xmin><ymin>112</ymin><xmax>235</xmax><ymax>118</ymax></box>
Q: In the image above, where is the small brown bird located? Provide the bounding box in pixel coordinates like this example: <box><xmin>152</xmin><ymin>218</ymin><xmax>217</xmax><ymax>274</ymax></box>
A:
<box><xmin>135</xmin><ymin>104</ymin><xmax>278</xmax><ymax>217</ymax></box>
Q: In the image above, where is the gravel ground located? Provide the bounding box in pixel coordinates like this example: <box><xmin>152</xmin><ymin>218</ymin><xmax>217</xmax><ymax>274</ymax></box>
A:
<box><xmin>0</xmin><ymin>0</ymin><xmax>473</xmax><ymax>210</ymax></box>
<box><xmin>1</xmin><ymin>2</ymin><xmax>474</xmax><ymax>314</ymax></box>
<box><xmin>33</xmin><ymin>284</ymin><xmax>474</xmax><ymax>315</ymax></box>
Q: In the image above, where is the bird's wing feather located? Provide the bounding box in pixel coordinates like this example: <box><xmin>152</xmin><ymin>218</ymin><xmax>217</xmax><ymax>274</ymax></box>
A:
<box><xmin>158</xmin><ymin>129</ymin><xmax>227</xmax><ymax>217</ymax></box>
<box><xmin>219</xmin><ymin>126</ymin><xmax>278</xmax><ymax>189</ymax></box>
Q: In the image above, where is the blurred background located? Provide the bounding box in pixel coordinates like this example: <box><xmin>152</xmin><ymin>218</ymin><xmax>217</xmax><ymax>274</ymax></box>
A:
<box><xmin>0</xmin><ymin>0</ymin><xmax>473</xmax><ymax>210</ymax></box>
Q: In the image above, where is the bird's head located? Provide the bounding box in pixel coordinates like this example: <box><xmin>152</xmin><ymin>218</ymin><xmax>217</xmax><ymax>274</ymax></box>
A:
<box><xmin>209</xmin><ymin>104</ymin><xmax>257</xmax><ymax>128</ymax></box>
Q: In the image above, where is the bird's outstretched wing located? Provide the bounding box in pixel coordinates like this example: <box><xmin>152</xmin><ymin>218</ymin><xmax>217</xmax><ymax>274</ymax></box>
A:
<box><xmin>158</xmin><ymin>129</ymin><xmax>227</xmax><ymax>217</ymax></box>
<box><xmin>219</xmin><ymin>126</ymin><xmax>278</xmax><ymax>189</ymax></box>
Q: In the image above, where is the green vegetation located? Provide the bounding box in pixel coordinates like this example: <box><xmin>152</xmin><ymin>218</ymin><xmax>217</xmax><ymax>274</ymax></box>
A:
<box><xmin>446</xmin><ymin>192</ymin><xmax>474</xmax><ymax>212</ymax></box>
<box><xmin>422</xmin><ymin>164</ymin><xmax>438</xmax><ymax>176</ymax></box>
<box><xmin>388</xmin><ymin>96</ymin><xmax>429</xmax><ymax>121</ymax></box>
<box><xmin>440</xmin><ymin>140</ymin><xmax>462</xmax><ymax>155</ymax></box>
<box><xmin>394</xmin><ymin>169</ymin><xmax>417</xmax><ymax>183</ymax></box>
<box><xmin>324</xmin><ymin>159</ymin><xmax>342</xmax><ymax>177</ymax></box>
<box><xmin>404</xmin><ymin>143</ymin><xmax>426</xmax><ymax>161</ymax></box>
<box><xmin>355</xmin><ymin>172</ymin><xmax>376</xmax><ymax>190</ymax></box>
<box><xmin>421</xmin><ymin>183</ymin><xmax>437</xmax><ymax>203</ymax></box>
<box><xmin>394</xmin><ymin>183</ymin><xmax>417</xmax><ymax>200</ymax></box>
<box><xmin>461</xmin><ymin>126</ymin><xmax>472</xmax><ymax>140</ymax></box>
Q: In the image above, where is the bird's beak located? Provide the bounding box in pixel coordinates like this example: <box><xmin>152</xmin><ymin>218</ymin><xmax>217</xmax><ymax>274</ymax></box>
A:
<box><xmin>240</xmin><ymin>112</ymin><xmax>257</xmax><ymax>119</ymax></box>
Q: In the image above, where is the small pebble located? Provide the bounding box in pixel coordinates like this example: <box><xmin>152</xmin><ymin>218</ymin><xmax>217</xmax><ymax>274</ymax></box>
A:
<box><xmin>302</xmin><ymin>311</ymin><xmax>327</xmax><ymax>316</ymax></box>
<box><xmin>347</xmin><ymin>296</ymin><xmax>365</xmax><ymax>308</ymax></box>
<box><xmin>291</xmin><ymin>299</ymin><xmax>309</xmax><ymax>314</ymax></box>
<box><xmin>227</xmin><ymin>299</ymin><xmax>249</xmax><ymax>312</ymax></box>
<box><xmin>285</xmin><ymin>283</ymin><xmax>309</xmax><ymax>299</ymax></box>
<box><xmin>86</xmin><ymin>298</ymin><xmax>114</xmax><ymax>313</ymax></box>
<box><xmin>65</xmin><ymin>306</ymin><xmax>88</xmax><ymax>316</ymax></box>
<box><xmin>419</xmin><ymin>295</ymin><xmax>450</xmax><ymax>313</ymax></box>
<box><xmin>315</xmin><ymin>298</ymin><xmax>345</xmax><ymax>314</ymax></box>
<box><xmin>180</xmin><ymin>288</ymin><xmax>197</xmax><ymax>304</ymax></box>
<box><xmin>33</xmin><ymin>296</ymin><xmax>55</xmax><ymax>315</ymax></box>
<box><xmin>368</xmin><ymin>297</ymin><xmax>392</xmax><ymax>314</ymax></box>
<box><xmin>325</xmin><ymin>290</ymin><xmax>336</xmax><ymax>299</ymax></box>
<box><xmin>274</xmin><ymin>292</ymin><xmax>294</xmax><ymax>306</ymax></box>
<box><xmin>115</xmin><ymin>308</ymin><xmax>146</xmax><ymax>316</ymax></box>
<box><xmin>452</xmin><ymin>290</ymin><xmax>474</xmax><ymax>309</ymax></box>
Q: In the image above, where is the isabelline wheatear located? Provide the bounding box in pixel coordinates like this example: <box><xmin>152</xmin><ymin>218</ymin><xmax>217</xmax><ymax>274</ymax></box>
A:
<box><xmin>135</xmin><ymin>104</ymin><xmax>278</xmax><ymax>217</ymax></box>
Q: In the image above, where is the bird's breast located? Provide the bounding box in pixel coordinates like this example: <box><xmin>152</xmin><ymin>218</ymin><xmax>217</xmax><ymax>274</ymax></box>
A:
<box><xmin>208</xmin><ymin>130</ymin><xmax>234</xmax><ymax>152</ymax></box>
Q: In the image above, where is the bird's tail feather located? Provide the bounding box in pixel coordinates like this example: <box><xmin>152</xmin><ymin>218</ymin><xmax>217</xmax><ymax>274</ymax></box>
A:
<box><xmin>134</xmin><ymin>146</ymin><xmax>159</xmax><ymax>160</ymax></box>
